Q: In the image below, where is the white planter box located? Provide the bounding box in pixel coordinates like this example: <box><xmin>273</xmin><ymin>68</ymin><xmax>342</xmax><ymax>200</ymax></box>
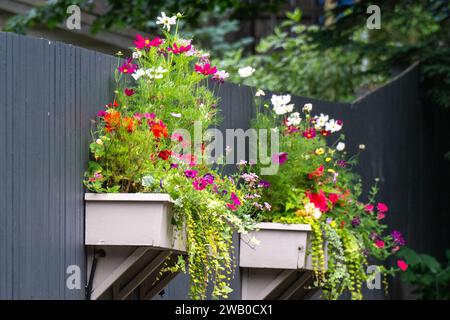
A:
<box><xmin>85</xmin><ymin>193</ymin><xmax>185</xmax><ymax>251</ymax></box>
<box><xmin>84</xmin><ymin>193</ymin><xmax>186</xmax><ymax>300</ymax></box>
<box><xmin>239</xmin><ymin>222</ymin><xmax>326</xmax><ymax>300</ymax></box>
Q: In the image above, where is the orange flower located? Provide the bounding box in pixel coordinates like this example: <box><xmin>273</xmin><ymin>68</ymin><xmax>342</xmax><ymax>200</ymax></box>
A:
<box><xmin>151</xmin><ymin>122</ymin><xmax>168</xmax><ymax>138</ymax></box>
<box><xmin>122</xmin><ymin>117</ymin><xmax>135</xmax><ymax>133</ymax></box>
<box><xmin>104</xmin><ymin>110</ymin><xmax>121</xmax><ymax>132</ymax></box>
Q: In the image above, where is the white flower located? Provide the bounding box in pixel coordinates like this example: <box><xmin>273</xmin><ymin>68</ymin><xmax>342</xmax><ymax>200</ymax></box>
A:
<box><xmin>146</xmin><ymin>66</ymin><xmax>167</xmax><ymax>79</ymax></box>
<box><xmin>359</xmin><ymin>144</ymin><xmax>366</xmax><ymax>150</ymax></box>
<box><xmin>132</xmin><ymin>50</ymin><xmax>142</xmax><ymax>59</ymax></box>
<box><xmin>303</xmin><ymin>103</ymin><xmax>313</xmax><ymax>113</ymax></box>
<box><xmin>213</xmin><ymin>70</ymin><xmax>229</xmax><ymax>82</ymax></box>
<box><xmin>250</xmin><ymin>237</ymin><xmax>261</xmax><ymax>246</ymax></box>
<box><xmin>170</xmin><ymin>112</ymin><xmax>181</xmax><ymax>118</ymax></box>
<box><xmin>271</xmin><ymin>94</ymin><xmax>291</xmax><ymax>108</ymax></box>
<box><xmin>325</xmin><ymin>119</ymin><xmax>343</xmax><ymax>133</ymax></box>
<box><xmin>312</xmin><ymin>210</ymin><xmax>322</xmax><ymax>220</ymax></box>
<box><xmin>131</xmin><ymin>68</ymin><xmax>146</xmax><ymax>80</ymax></box>
<box><xmin>315</xmin><ymin>113</ymin><xmax>329</xmax><ymax>129</ymax></box>
<box><xmin>336</xmin><ymin>142</ymin><xmax>346</xmax><ymax>151</ymax></box>
<box><xmin>95</xmin><ymin>139</ymin><xmax>103</xmax><ymax>145</ymax></box>
<box><xmin>305</xmin><ymin>202</ymin><xmax>322</xmax><ymax>219</ymax></box>
<box><xmin>286</xmin><ymin>112</ymin><xmax>301</xmax><ymax>126</ymax></box>
<box><xmin>238</xmin><ymin>66</ymin><xmax>255</xmax><ymax>78</ymax></box>
<box><xmin>156</xmin><ymin>12</ymin><xmax>177</xmax><ymax>31</ymax></box>
<box><xmin>274</xmin><ymin>104</ymin><xmax>294</xmax><ymax>115</ymax></box>
<box><xmin>255</xmin><ymin>89</ymin><xmax>265</xmax><ymax>97</ymax></box>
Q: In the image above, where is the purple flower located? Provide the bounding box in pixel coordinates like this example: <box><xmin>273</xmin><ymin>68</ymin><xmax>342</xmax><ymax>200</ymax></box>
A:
<box><xmin>273</xmin><ymin>152</ymin><xmax>288</xmax><ymax>165</ymax></box>
<box><xmin>170</xmin><ymin>163</ymin><xmax>179</xmax><ymax>169</ymax></box>
<box><xmin>203</xmin><ymin>173</ymin><xmax>215</xmax><ymax>184</ymax></box>
<box><xmin>184</xmin><ymin>170</ymin><xmax>198</xmax><ymax>178</ymax></box>
<box><xmin>336</xmin><ymin>160</ymin><xmax>348</xmax><ymax>168</ymax></box>
<box><xmin>351</xmin><ymin>216</ymin><xmax>361</xmax><ymax>227</ymax></box>
<box><xmin>221</xmin><ymin>190</ymin><xmax>228</xmax><ymax>196</ymax></box>
<box><xmin>258</xmin><ymin>180</ymin><xmax>271</xmax><ymax>188</ymax></box>
<box><xmin>391</xmin><ymin>230</ymin><xmax>405</xmax><ymax>246</ymax></box>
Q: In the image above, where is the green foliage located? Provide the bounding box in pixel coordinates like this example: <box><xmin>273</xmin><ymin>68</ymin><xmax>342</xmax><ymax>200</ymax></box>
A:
<box><xmin>248</xmin><ymin>97</ymin><xmax>401</xmax><ymax>299</ymax></box>
<box><xmin>83</xmin><ymin>16</ymin><xmax>253</xmax><ymax>299</ymax></box>
<box><xmin>398</xmin><ymin>247</ymin><xmax>450</xmax><ymax>300</ymax></box>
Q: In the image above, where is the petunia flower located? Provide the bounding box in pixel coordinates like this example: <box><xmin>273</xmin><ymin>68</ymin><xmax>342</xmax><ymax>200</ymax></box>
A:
<box><xmin>377</xmin><ymin>202</ymin><xmax>388</xmax><ymax>212</ymax></box>
<box><xmin>231</xmin><ymin>192</ymin><xmax>241</xmax><ymax>206</ymax></box>
<box><xmin>184</xmin><ymin>170</ymin><xmax>198</xmax><ymax>179</ymax></box>
<box><xmin>195</xmin><ymin>63</ymin><xmax>217</xmax><ymax>76</ymax></box>
<box><xmin>391</xmin><ymin>230</ymin><xmax>405</xmax><ymax>246</ymax></box>
<box><xmin>193</xmin><ymin>178</ymin><xmax>207</xmax><ymax>191</ymax></box>
<box><xmin>203</xmin><ymin>173</ymin><xmax>215</xmax><ymax>184</ymax></box>
<box><xmin>156</xmin><ymin>12</ymin><xmax>177</xmax><ymax>31</ymax></box>
<box><xmin>307</xmin><ymin>190</ymin><xmax>329</xmax><ymax>212</ymax></box>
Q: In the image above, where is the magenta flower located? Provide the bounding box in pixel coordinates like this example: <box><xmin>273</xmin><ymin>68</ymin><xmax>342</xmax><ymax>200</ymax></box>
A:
<box><xmin>377</xmin><ymin>202</ymin><xmax>388</xmax><ymax>212</ymax></box>
<box><xmin>397</xmin><ymin>260</ymin><xmax>408</xmax><ymax>271</ymax></box>
<box><xmin>124</xmin><ymin>88</ymin><xmax>135</xmax><ymax>96</ymax></box>
<box><xmin>364</xmin><ymin>204</ymin><xmax>374</xmax><ymax>212</ymax></box>
<box><xmin>273</xmin><ymin>152</ymin><xmax>288</xmax><ymax>165</ymax></box>
<box><xmin>302</xmin><ymin>128</ymin><xmax>317</xmax><ymax>139</ymax></box>
<box><xmin>97</xmin><ymin>110</ymin><xmax>106</xmax><ymax>117</ymax></box>
<box><xmin>226</xmin><ymin>203</ymin><xmax>237</xmax><ymax>211</ymax></box>
<box><xmin>195</xmin><ymin>63</ymin><xmax>217</xmax><ymax>76</ymax></box>
<box><xmin>118</xmin><ymin>58</ymin><xmax>137</xmax><ymax>74</ymax></box>
<box><xmin>231</xmin><ymin>192</ymin><xmax>241</xmax><ymax>206</ymax></box>
<box><xmin>170</xmin><ymin>163</ymin><xmax>179</xmax><ymax>169</ymax></box>
<box><xmin>168</xmin><ymin>43</ymin><xmax>192</xmax><ymax>55</ymax></box>
<box><xmin>134</xmin><ymin>34</ymin><xmax>163</xmax><ymax>49</ymax></box>
<box><xmin>184</xmin><ymin>170</ymin><xmax>198</xmax><ymax>179</ymax></box>
<box><xmin>193</xmin><ymin>178</ymin><xmax>207</xmax><ymax>191</ymax></box>
<box><xmin>375</xmin><ymin>239</ymin><xmax>385</xmax><ymax>249</ymax></box>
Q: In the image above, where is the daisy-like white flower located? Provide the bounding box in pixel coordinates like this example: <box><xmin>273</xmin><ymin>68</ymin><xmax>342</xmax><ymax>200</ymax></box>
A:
<box><xmin>325</xmin><ymin>119</ymin><xmax>343</xmax><ymax>133</ymax></box>
<box><xmin>315</xmin><ymin>113</ymin><xmax>329</xmax><ymax>129</ymax></box>
<box><xmin>132</xmin><ymin>50</ymin><xmax>142</xmax><ymax>59</ymax></box>
<box><xmin>146</xmin><ymin>66</ymin><xmax>168</xmax><ymax>79</ymax></box>
<box><xmin>255</xmin><ymin>89</ymin><xmax>265</xmax><ymax>97</ymax></box>
<box><xmin>303</xmin><ymin>103</ymin><xmax>313</xmax><ymax>113</ymax></box>
<box><xmin>336</xmin><ymin>142</ymin><xmax>345</xmax><ymax>151</ymax></box>
<box><xmin>238</xmin><ymin>66</ymin><xmax>255</xmax><ymax>78</ymax></box>
<box><xmin>286</xmin><ymin>112</ymin><xmax>301</xmax><ymax>126</ymax></box>
<box><xmin>274</xmin><ymin>104</ymin><xmax>294</xmax><ymax>115</ymax></box>
<box><xmin>131</xmin><ymin>68</ymin><xmax>146</xmax><ymax>80</ymax></box>
<box><xmin>156</xmin><ymin>12</ymin><xmax>177</xmax><ymax>31</ymax></box>
<box><xmin>271</xmin><ymin>94</ymin><xmax>291</xmax><ymax>108</ymax></box>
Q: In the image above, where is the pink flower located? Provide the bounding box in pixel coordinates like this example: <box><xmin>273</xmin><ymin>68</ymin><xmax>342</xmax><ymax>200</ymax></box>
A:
<box><xmin>184</xmin><ymin>170</ymin><xmax>198</xmax><ymax>178</ymax></box>
<box><xmin>377</xmin><ymin>212</ymin><xmax>386</xmax><ymax>220</ymax></box>
<box><xmin>328</xmin><ymin>193</ymin><xmax>339</xmax><ymax>204</ymax></box>
<box><xmin>134</xmin><ymin>34</ymin><xmax>163</xmax><ymax>49</ymax></box>
<box><xmin>124</xmin><ymin>88</ymin><xmax>135</xmax><ymax>96</ymax></box>
<box><xmin>193</xmin><ymin>178</ymin><xmax>207</xmax><ymax>191</ymax></box>
<box><xmin>195</xmin><ymin>63</ymin><xmax>217</xmax><ymax>76</ymax></box>
<box><xmin>97</xmin><ymin>110</ymin><xmax>106</xmax><ymax>117</ymax></box>
<box><xmin>377</xmin><ymin>202</ymin><xmax>388</xmax><ymax>212</ymax></box>
<box><xmin>168</xmin><ymin>43</ymin><xmax>192</xmax><ymax>55</ymax></box>
<box><xmin>118</xmin><ymin>58</ymin><xmax>137</xmax><ymax>74</ymax></box>
<box><xmin>231</xmin><ymin>192</ymin><xmax>241</xmax><ymax>206</ymax></box>
<box><xmin>226</xmin><ymin>203</ymin><xmax>237</xmax><ymax>211</ymax></box>
<box><xmin>364</xmin><ymin>204</ymin><xmax>374</xmax><ymax>212</ymax></box>
<box><xmin>397</xmin><ymin>260</ymin><xmax>408</xmax><ymax>271</ymax></box>
<box><xmin>375</xmin><ymin>239</ymin><xmax>385</xmax><ymax>249</ymax></box>
<box><xmin>273</xmin><ymin>152</ymin><xmax>288</xmax><ymax>165</ymax></box>
<box><xmin>302</xmin><ymin>128</ymin><xmax>316</xmax><ymax>139</ymax></box>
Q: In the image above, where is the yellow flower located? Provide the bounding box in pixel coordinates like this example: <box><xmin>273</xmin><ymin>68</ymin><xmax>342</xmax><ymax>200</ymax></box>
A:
<box><xmin>330</xmin><ymin>221</ymin><xmax>337</xmax><ymax>228</ymax></box>
<box><xmin>327</xmin><ymin>169</ymin><xmax>335</xmax><ymax>174</ymax></box>
<box><xmin>325</xmin><ymin>157</ymin><xmax>332</xmax><ymax>162</ymax></box>
<box><xmin>315</xmin><ymin>148</ymin><xmax>325</xmax><ymax>155</ymax></box>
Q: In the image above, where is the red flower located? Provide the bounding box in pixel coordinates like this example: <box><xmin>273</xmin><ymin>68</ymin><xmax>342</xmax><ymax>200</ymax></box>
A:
<box><xmin>195</xmin><ymin>63</ymin><xmax>217</xmax><ymax>76</ymax></box>
<box><xmin>124</xmin><ymin>88</ymin><xmax>135</xmax><ymax>96</ymax></box>
<box><xmin>302</xmin><ymin>128</ymin><xmax>316</xmax><ymax>139</ymax></box>
<box><xmin>377</xmin><ymin>202</ymin><xmax>388</xmax><ymax>212</ymax></box>
<box><xmin>321</xmin><ymin>129</ymin><xmax>331</xmax><ymax>136</ymax></box>
<box><xmin>307</xmin><ymin>165</ymin><xmax>324</xmax><ymax>180</ymax></box>
<box><xmin>104</xmin><ymin>110</ymin><xmax>121</xmax><ymax>132</ymax></box>
<box><xmin>168</xmin><ymin>43</ymin><xmax>192</xmax><ymax>55</ymax></box>
<box><xmin>328</xmin><ymin>193</ymin><xmax>339</xmax><ymax>204</ymax></box>
<box><xmin>158</xmin><ymin>150</ymin><xmax>171</xmax><ymax>161</ymax></box>
<box><xmin>307</xmin><ymin>190</ymin><xmax>329</xmax><ymax>212</ymax></box>
<box><xmin>375</xmin><ymin>239</ymin><xmax>385</xmax><ymax>248</ymax></box>
<box><xmin>134</xmin><ymin>34</ymin><xmax>163</xmax><ymax>49</ymax></box>
<box><xmin>397</xmin><ymin>260</ymin><xmax>408</xmax><ymax>271</ymax></box>
<box><xmin>226</xmin><ymin>203</ymin><xmax>237</xmax><ymax>211</ymax></box>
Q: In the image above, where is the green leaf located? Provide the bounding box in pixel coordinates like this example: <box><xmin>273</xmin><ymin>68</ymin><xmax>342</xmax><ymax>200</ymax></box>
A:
<box><xmin>421</xmin><ymin>254</ymin><xmax>441</xmax><ymax>273</ymax></box>
<box><xmin>398</xmin><ymin>247</ymin><xmax>421</xmax><ymax>265</ymax></box>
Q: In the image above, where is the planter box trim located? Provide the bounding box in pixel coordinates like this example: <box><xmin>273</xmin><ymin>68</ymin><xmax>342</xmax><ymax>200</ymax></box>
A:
<box><xmin>85</xmin><ymin>193</ymin><xmax>172</xmax><ymax>202</ymax></box>
<box><xmin>256</xmin><ymin>222</ymin><xmax>311</xmax><ymax>232</ymax></box>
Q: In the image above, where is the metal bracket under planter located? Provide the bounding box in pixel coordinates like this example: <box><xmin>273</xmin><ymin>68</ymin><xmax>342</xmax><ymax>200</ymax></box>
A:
<box><xmin>85</xmin><ymin>193</ymin><xmax>186</xmax><ymax>300</ymax></box>
<box><xmin>240</xmin><ymin>222</ymin><xmax>322</xmax><ymax>300</ymax></box>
